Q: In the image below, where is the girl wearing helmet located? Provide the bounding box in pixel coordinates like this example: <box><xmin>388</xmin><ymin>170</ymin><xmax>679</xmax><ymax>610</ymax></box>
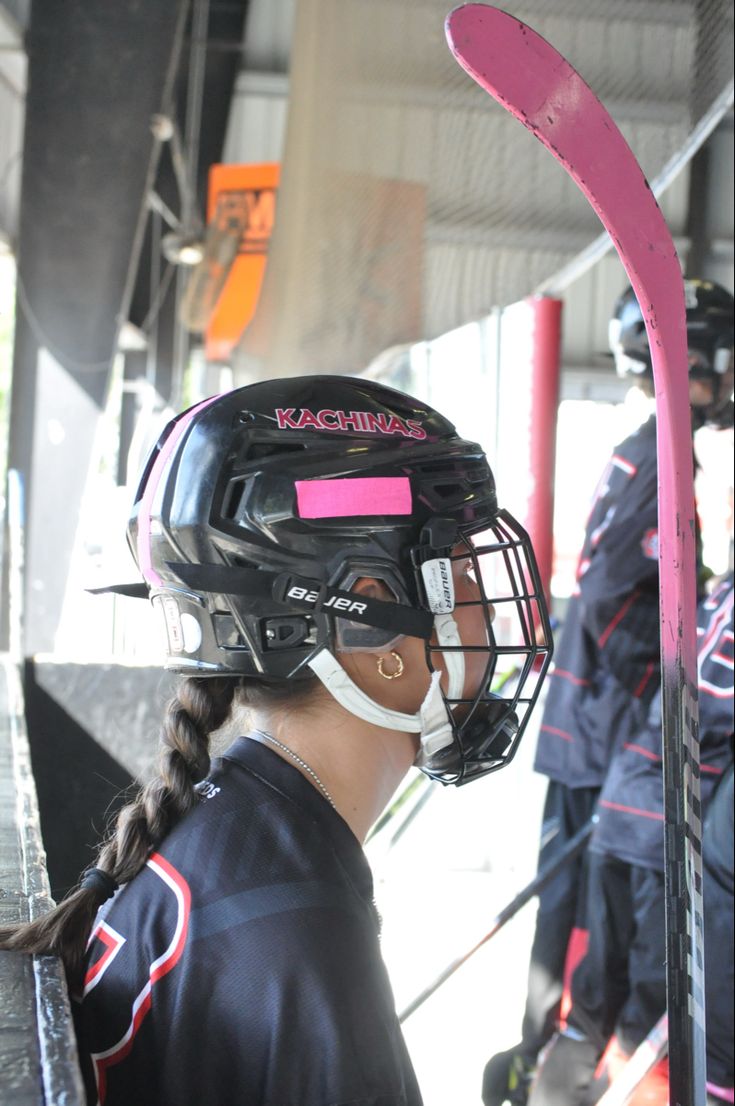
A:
<box><xmin>1</xmin><ymin>377</ymin><xmax>552</xmax><ymax>1106</ymax></box>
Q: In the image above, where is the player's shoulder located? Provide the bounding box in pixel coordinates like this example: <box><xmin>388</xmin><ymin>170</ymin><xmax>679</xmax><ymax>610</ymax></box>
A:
<box><xmin>615</xmin><ymin>413</ymin><xmax>657</xmax><ymax>465</ymax></box>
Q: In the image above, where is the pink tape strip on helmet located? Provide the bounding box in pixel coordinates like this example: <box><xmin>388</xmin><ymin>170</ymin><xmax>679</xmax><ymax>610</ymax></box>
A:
<box><xmin>295</xmin><ymin>477</ymin><xmax>412</xmax><ymax>519</ymax></box>
<box><xmin>137</xmin><ymin>395</ymin><xmax>222</xmax><ymax>587</ymax></box>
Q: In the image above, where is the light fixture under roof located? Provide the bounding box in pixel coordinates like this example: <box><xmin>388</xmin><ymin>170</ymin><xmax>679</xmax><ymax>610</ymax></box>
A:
<box><xmin>161</xmin><ymin>231</ymin><xmax>206</xmax><ymax>267</ymax></box>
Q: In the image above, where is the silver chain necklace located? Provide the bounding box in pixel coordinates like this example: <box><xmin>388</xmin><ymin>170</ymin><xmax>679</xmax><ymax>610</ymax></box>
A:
<box><xmin>255</xmin><ymin>731</ymin><xmax>337</xmax><ymax>810</ymax></box>
<box><xmin>255</xmin><ymin>731</ymin><xmax>382</xmax><ymax>935</ymax></box>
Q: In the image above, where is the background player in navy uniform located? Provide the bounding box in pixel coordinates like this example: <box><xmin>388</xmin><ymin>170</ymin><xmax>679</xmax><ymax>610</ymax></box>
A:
<box><xmin>0</xmin><ymin>376</ymin><xmax>553</xmax><ymax>1106</ymax></box>
<box><xmin>701</xmin><ymin>760</ymin><xmax>734</xmax><ymax>1106</ymax></box>
<box><xmin>528</xmin><ymin>573</ymin><xmax>733</xmax><ymax>1106</ymax></box>
<box><xmin>483</xmin><ymin>278</ymin><xmax>735</xmax><ymax>1106</ymax></box>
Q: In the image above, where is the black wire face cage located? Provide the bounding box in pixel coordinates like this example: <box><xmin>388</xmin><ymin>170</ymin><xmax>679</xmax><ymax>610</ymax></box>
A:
<box><xmin>414</xmin><ymin>509</ymin><xmax>553</xmax><ymax>785</ymax></box>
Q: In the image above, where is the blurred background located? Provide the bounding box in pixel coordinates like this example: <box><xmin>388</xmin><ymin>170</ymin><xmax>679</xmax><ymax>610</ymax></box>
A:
<box><xmin>0</xmin><ymin>1</ymin><xmax>732</xmax><ymax>1102</ymax></box>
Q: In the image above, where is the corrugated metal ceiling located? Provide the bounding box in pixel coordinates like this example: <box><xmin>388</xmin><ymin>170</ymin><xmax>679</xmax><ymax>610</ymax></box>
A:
<box><xmin>225</xmin><ymin>0</ymin><xmax>732</xmax><ymax>380</ymax></box>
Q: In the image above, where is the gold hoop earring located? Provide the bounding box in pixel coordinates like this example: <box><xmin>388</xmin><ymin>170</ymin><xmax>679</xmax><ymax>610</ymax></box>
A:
<box><xmin>377</xmin><ymin>651</ymin><xmax>404</xmax><ymax>680</ymax></box>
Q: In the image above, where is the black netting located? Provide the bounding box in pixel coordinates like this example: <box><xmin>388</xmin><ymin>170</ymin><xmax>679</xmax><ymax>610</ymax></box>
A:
<box><xmin>234</xmin><ymin>0</ymin><xmax>734</xmax><ymax>380</ymax></box>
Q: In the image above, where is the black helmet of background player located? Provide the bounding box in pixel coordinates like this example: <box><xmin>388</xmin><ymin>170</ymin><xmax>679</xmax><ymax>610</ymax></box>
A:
<box><xmin>609</xmin><ymin>279</ymin><xmax>734</xmax><ymax>428</ymax></box>
<box><xmin>114</xmin><ymin>376</ymin><xmax>552</xmax><ymax>786</ymax></box>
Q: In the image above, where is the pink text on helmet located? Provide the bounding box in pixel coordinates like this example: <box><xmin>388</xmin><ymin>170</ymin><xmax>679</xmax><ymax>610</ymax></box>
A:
<box><xmin>275</xmin><ymin>407</ymin><xmax>428</xmax><ymax>439</ymax></box>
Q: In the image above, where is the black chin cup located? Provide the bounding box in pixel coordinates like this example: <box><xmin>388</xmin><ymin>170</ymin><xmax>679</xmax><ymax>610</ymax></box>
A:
<box><xmin>420</xmin><ymin>694</ymin><xmax>520</xmax><ymax>785</ymax></box>
<box><xmin>465</xmin><ymin>693</ymin><xmax>520</xmax><ymax>761</ymax></box>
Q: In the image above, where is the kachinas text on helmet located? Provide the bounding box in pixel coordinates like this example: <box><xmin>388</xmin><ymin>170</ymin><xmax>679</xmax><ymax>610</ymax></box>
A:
<box><xmin>275</xmin><ymin>408</ymin><xmax>428</xmax><ymax>439</ymax></box>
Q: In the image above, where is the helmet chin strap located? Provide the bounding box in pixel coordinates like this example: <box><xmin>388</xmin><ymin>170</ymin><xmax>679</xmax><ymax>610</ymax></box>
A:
<box><xmin>308</xmin><ymin>615</ymin><xmax>466</xmax><ymax>762</ymax></box>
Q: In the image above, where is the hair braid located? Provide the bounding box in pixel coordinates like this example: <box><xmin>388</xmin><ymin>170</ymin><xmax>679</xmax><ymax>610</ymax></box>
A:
<box><xmin>0</xmin><ymin>676</ymin><xmax>238</xmax><ymax>982</ymax></box>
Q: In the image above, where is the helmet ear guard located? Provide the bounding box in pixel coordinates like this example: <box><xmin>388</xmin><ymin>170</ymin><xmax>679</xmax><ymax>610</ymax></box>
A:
<box><xmin>332</xmin><ymin>565</ymin><xmax>410</xmax><ymax>653</ymax></box>
<box><xmin>108</xmin><ymin>377</ymin><xmax>553</xmax><ymax>784</ymax></box>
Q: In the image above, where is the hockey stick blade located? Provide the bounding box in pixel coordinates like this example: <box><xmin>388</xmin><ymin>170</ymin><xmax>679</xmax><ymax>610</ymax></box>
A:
<box><xmin>445</xmin><ymin>7</ymin><xmax>704</xmax><ymax>1106</ymax></box>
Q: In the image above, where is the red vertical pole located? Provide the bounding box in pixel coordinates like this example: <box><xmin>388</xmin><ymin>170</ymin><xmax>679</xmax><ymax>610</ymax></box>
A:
<box><xmin>525</xmin><ymin>295</ymin><xmax>563</xmax><ymax>605</ymax></box>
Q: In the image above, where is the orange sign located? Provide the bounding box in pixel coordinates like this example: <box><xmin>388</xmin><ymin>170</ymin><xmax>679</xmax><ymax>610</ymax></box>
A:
<box><xmin>205</xmin><ymin>163</ymin><xmax>279</xmax><ymax>363</ymax></box>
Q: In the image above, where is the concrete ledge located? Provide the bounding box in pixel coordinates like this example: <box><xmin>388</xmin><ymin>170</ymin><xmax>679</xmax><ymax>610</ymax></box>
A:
<box><xmin>24</xmin><ymin>660</ymin><xmax>244</xmax><ymax>896</ymax></box>
<box><xmin>0</xmin><ymin>656</ymin><xmax>84</xmax><ymax>1105</ymax></box>
<box><xmin>31</xmin><ymin>658</ymin><xmax>180</xmax><ymax>782</ymax></box>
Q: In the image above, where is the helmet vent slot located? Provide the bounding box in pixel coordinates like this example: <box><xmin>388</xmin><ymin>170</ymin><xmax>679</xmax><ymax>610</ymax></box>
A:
<box><xmin>245</xmin><ymin>441</ymin><xmax>307</xmax><ymax>461</ymax></box>
<box><xmin>432</xmin><ymin>481</ymin><xmax>464</xmax><ymax>499</ymax></box>
<box><xmin>222</xmin><ymin>478</ymin><xmax>250</xmax><ymax>520</ymax></box>
<box><xmin>222</xmin><ymin>442</ymin><xmax>309</xmax><ymax>520</ymax></box>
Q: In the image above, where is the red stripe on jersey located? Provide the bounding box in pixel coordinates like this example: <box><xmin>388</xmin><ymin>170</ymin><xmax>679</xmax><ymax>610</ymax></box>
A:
<box><xmin>549</xmin><ymin>668</ymin><xmax>591</xmax><ymax>687</ymax></box>
<box><xmin>700</xmin><ymin>764</ymin><xmax>725</xmax><ymax>776</ymax></box>
<box><xmin>610</xmin><ymin>454</ymin><xmax>637</xmax><ymax>476</ymax></box>
<box><xmin>599</xmin><ymin>799</ymin><xmax>664</xmax><ymax>822</ymax></box>
<box><xmin>633</xmin><ymin>660</ymin><xmax>656</xmax><ymax>698</ymax></box>
<box><xmin>559</xmin><ymin>926</ymin><xmax>589</xmax><ymax>1029</ymax></box>
<box><xmin>598</xmin><ymin>589</ymin><xmax>639</xmax><ymax>648</ymax></box>
<box><xmin>91</xmin><ymin>854</ymin><xmax>191</xmax><ymax>1103</ymax></box>
<box><xmin>541</xmin><ymin>723</ymin><xmax>575</xmax><ymax>743</ymax></box>
<box><xmin>84</xmin><ymin>922</ymin><xmax>126</xmax><ymax>996</ymax></box>
<box><xmin>700</xmin><ymin>681</ymin><xmax>734</xmax><ymax>699</ymax></box>
<box><xmin>623</xmin><ymin>741</ymin><xmax>662</xmax><ymax>763</ymax></box>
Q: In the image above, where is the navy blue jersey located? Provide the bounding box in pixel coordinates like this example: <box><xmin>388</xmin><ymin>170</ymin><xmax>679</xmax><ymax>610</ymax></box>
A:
<box><xmin>704</xmin><ymin>763</ymin><xmax>734</xmax><ymax>894</ymax></box>
<box><xmin>535</xmin><ymin>415</ymin><xmax>662</xmax><ymax>787</ymax></box>
<box><xmin>702</xmin><ymin>764</ymin><xmax>734</xmax><ymax>1091</ymax></box>
<box><xmin>74</xmin><ymin>738</ymin><xmax>422</xmax><ymax>1106</ymax></box>
<box><xmin>593</xmin><ymin>575</ymin><xmax>734</xmax><ymax>870</ymax></box>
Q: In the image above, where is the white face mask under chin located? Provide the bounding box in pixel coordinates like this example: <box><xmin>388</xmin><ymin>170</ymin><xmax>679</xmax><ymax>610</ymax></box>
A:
<box><xmin>307</xmin><ymin>614</ymin><xmax>466</xmax><ymax>762</ymax></box>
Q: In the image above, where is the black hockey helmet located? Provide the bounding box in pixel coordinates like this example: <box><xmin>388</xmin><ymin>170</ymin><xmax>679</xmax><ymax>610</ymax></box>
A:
<box><xmin>113</xmin><ymin>376</ymin><xmax>552</xmax><ymax>785</ymax></box>
<box><xmin>608</xmin><ymin>279</ymin><xmax>734</xmax><ymax>426</ymax></box>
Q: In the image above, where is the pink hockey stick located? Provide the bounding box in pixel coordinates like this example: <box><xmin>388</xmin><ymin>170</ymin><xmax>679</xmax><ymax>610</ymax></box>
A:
<box><xmin>445</xmin><ymin>7</ymin><xmax>704</xmax><ymax>1105</ymax></box>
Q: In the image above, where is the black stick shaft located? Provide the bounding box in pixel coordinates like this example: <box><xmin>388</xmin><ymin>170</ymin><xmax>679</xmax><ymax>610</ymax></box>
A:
<box><xmin>661</xmin><ymin>669</ymin><xmax>707</xmax><ymax>1106</ymax></box>
<box><xmin>398</xmin><ymin>816</ymin><xmax>595</xmax><ymax>1023</ymax></box>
